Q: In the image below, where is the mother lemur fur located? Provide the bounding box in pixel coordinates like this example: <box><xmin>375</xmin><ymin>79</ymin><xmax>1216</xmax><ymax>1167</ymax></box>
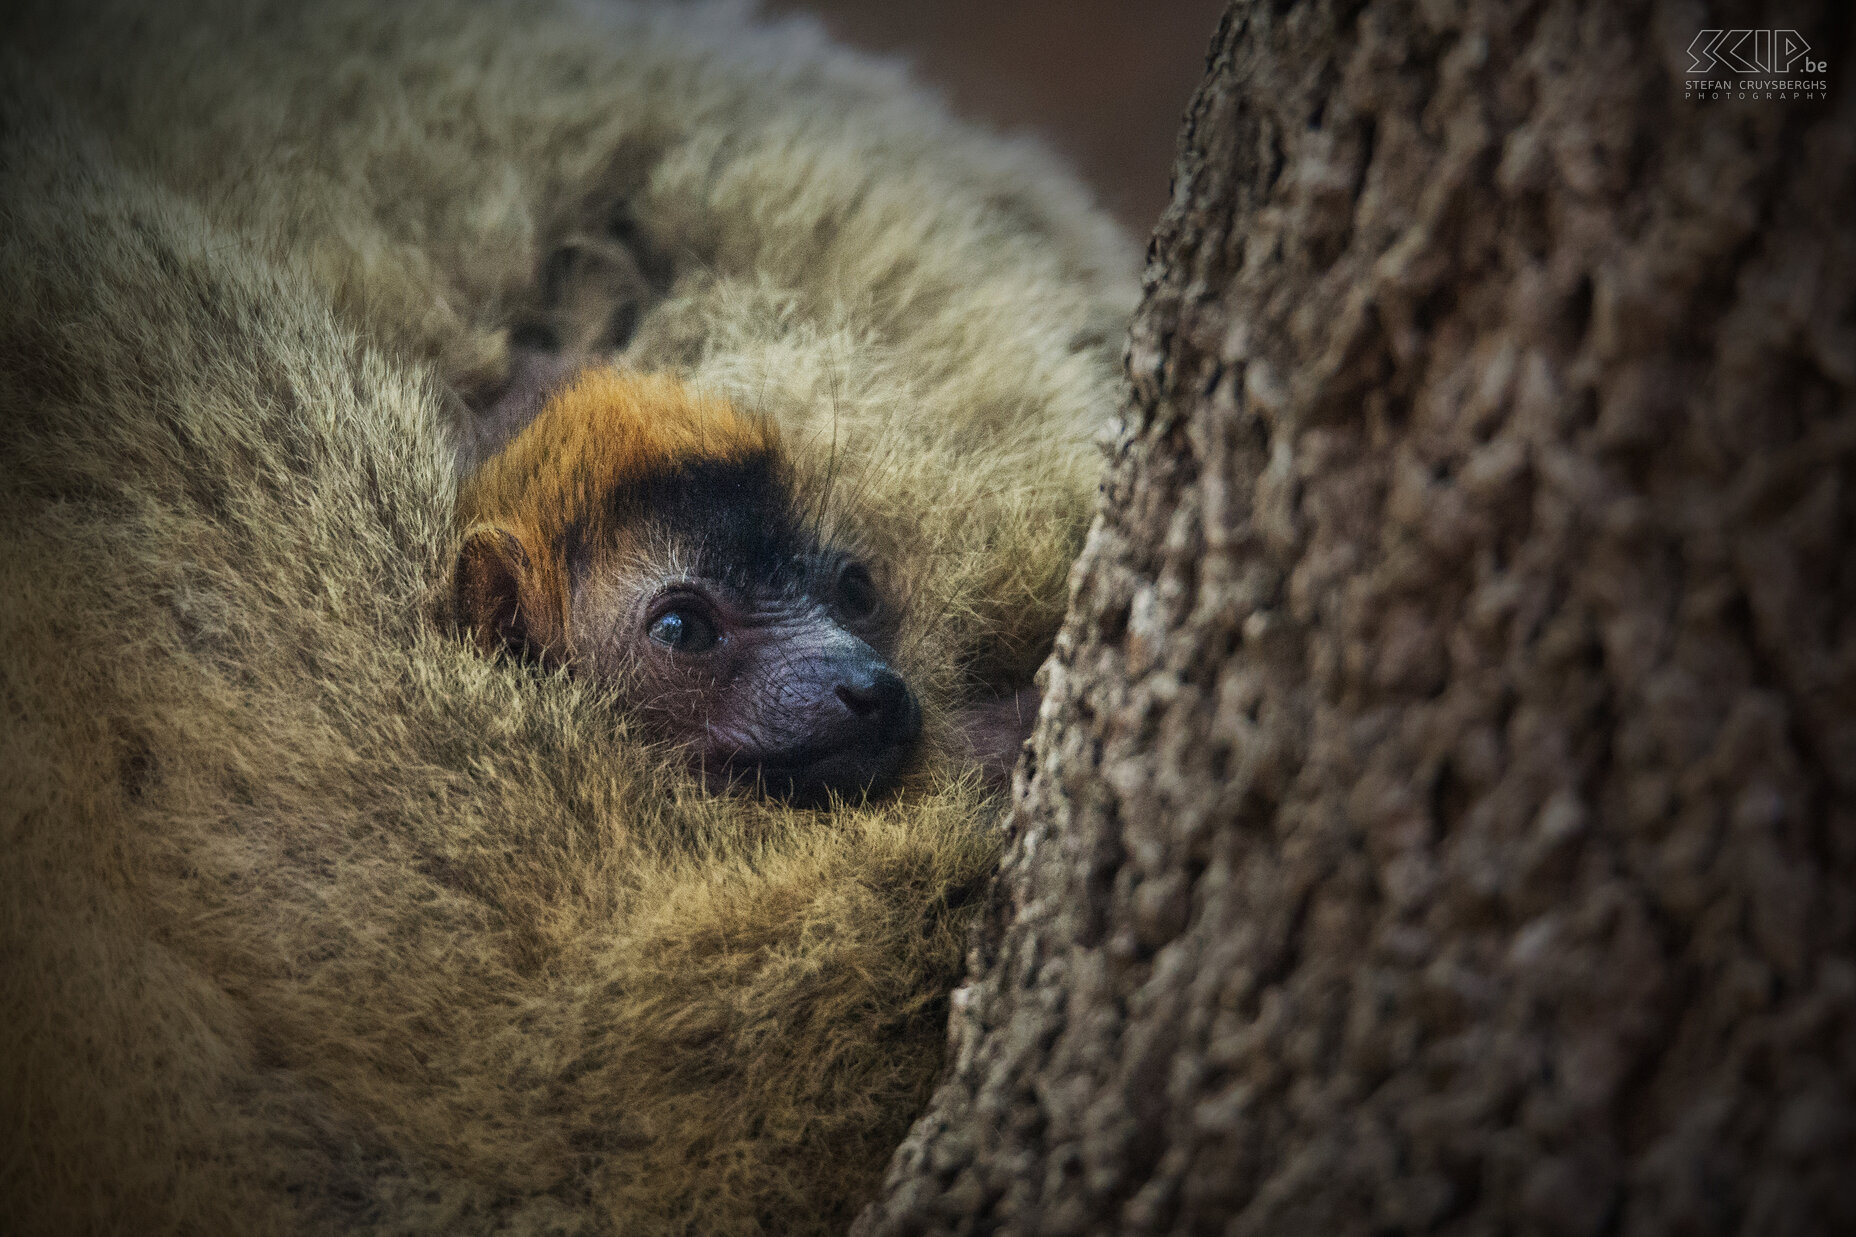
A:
<box><xmin>0</xmin><ymin>1</ymin><xmax>1136</xmax><ymax>1233</ymax></box>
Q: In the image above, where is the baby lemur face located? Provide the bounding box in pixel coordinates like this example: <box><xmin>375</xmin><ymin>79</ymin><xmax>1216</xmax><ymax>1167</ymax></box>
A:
<box><xmin>454</xmin><ymin>369</ymin><xmax>920</xmax><ymax>802</ymax></box>
<box><xmin>570</xmin><ymin>454</ymin><xmax>919</xmax><ymax>800</ymax></box>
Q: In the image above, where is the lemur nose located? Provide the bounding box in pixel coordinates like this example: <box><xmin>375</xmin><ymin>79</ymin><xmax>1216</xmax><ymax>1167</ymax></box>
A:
<box><xmin>835</xmin><ymin>667</ymin><xmax>919</xmax><ymax>740</ymax></box>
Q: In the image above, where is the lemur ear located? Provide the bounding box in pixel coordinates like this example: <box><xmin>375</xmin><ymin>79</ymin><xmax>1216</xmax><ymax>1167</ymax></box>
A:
<box><xmin>454</xmin><ymin>526</ymin><xmax>549</xmax><ymax>662</ymax></box>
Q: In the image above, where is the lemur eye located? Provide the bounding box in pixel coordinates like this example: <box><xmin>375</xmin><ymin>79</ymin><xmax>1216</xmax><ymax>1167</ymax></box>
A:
<box><xmin>836</xmin><ymin>561</ymin><xmax>878</xmax><ymax>620</ymax></box>
<box><xmin>648</xmin><ymin>607</ymin><xmax>718</xmax><ymax>653</ymax></box>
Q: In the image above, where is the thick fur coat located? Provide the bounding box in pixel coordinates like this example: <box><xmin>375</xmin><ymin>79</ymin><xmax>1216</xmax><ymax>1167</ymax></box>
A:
<box><xmin>0</xmin><ymin>2</ymin><xmax>1135</xmax><ymax>1233</ymax></box>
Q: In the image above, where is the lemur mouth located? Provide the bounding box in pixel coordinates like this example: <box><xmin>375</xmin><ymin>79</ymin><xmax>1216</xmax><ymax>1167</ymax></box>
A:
<box><xmin>714</xmin><ymin>706</ymin><xmax>923</xmax><ymax>807</ymax></box>
<box><xmin>766</xmin><ymin>744</ymin><xmax>916</xmax><ymax>806</ymax></box>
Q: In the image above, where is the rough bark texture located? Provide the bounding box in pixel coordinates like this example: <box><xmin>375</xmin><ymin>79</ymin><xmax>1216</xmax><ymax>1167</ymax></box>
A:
<box><xmin>858</xmin><ymin>1</ymin><xmax>1855</xmax><ymax>1233</ymax></box>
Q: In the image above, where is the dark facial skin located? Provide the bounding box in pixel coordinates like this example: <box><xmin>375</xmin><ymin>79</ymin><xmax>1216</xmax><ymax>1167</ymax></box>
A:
<box><xmin>573</xmin><ymin>546</ymin><xmax>921</xmax><ymax>804</ymax></box>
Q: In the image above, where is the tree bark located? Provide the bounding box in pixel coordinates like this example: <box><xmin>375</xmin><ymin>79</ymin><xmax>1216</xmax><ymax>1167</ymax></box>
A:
<box><xmin>858</xmin><ymin>0</ymin><xmax>1855</xmax><ymax>1233</ymax></box>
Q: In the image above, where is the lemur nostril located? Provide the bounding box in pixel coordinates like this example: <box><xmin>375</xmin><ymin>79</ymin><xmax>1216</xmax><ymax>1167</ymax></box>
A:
<box><xmin>836</xmin><ymin>681</ymin><xmax>884</xmax><ymax>718</ymax></box>
<box><xmin>836</xmin><ymin>671</ymin><xmax>919</xmax><ymax>746</ymax></box>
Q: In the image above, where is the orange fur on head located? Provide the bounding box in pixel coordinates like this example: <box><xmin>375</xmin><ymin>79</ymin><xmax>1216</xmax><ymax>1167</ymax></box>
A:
<box><xmin>455</xmin><ymin>368</ymin><xmax>779</xmax><ymax>652</ymax></box>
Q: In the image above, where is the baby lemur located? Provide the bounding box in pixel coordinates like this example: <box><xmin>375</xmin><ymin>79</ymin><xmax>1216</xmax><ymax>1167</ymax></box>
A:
<box><xmin>455</xmin><ymin>368</ymin><xmax>923</xmax><ymax>802</ymax></box>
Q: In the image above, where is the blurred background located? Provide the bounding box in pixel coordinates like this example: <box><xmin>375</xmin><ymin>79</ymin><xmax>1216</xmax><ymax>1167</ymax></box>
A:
<box><xmin>766</xmin><ymin>0</ymin><xmax>1227</xmax><ymax>235</ymax></box>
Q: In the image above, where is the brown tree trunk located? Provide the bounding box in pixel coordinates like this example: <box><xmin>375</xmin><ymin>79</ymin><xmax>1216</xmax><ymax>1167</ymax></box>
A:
<box><xmin>858</xmin><ymin>0</ymin><xmax>1855</xmax><ymax>1233</ymax></box>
